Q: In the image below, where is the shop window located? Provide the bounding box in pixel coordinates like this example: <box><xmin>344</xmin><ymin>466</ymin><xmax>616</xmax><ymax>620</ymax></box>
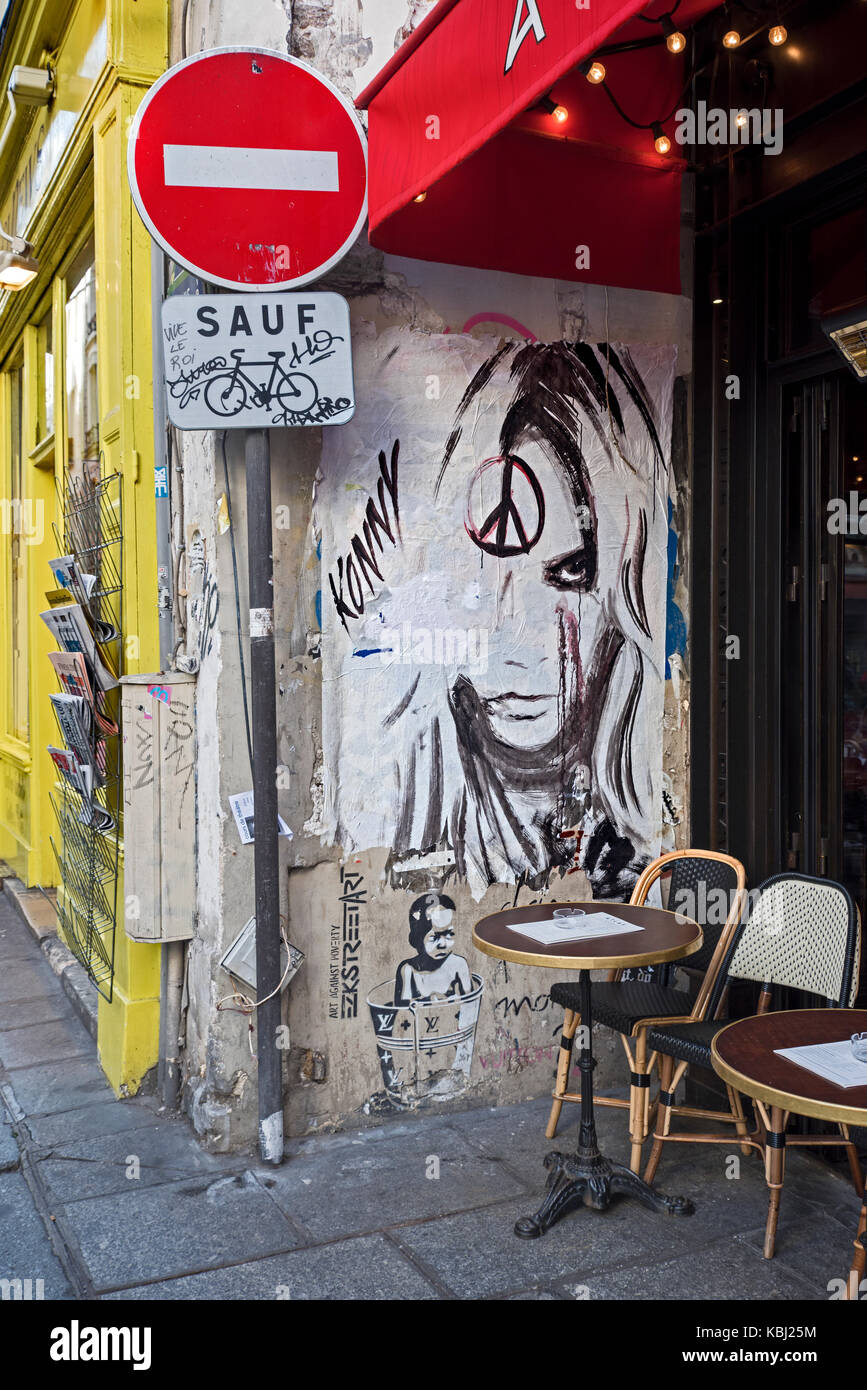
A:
<box><xmin>65</xmin><ymin>237</ymin><xmax>99</xmax><ymax>491</ymax></box>
<box><xmin>9</xmin><ymin>362</ymin><xmax>28</xmax><ymax>742</ymax></box>
<box><xmin>39</xmin><ymin>309</ymin><xmax>54</xmax><ymax>444</ymax></box>
<box><xmin>787</xmin><ymin>203</ymin><xmax>867</xmax><ymax>355</ymax></box>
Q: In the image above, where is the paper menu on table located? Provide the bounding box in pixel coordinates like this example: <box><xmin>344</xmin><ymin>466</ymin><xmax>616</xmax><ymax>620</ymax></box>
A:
<box><xmin>774</xmin><ymin>1041</ymin><xmax>867</xmax><ymax>1089</ymax></box>
<box><xmin>508</xmin><ymin>913</ymin><xmax>644</xmax><ymax>946</ymax></box>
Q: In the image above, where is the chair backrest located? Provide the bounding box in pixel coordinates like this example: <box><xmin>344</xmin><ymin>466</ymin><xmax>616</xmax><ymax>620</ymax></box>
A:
<box><xmin>624</xmin><ymin>849</ymin><xmax>746</xmax><ymax>1004</ymax></box>
<box><xmin>711</xmin><ymin>872</ymin><xmax>861</xmax><ymax>1013</ymax></box>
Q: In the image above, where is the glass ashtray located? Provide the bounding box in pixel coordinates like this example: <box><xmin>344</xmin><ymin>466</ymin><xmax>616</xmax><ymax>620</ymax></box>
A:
<box><xmin>552</xmin><ymin>907</ymin><xmax>586</xmax><ymax>929</ymax></box>
<box><xmin>851</xmin><ymin>1032</ymin><xmax>867</xmax><ymax>1063</ymax></box>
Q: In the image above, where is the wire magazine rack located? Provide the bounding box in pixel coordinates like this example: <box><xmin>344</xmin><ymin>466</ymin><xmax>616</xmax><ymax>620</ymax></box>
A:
<box><xmin>48</xmin><ymin>472</ymin><xmax>123</xmax><ymax>1001</ymax></box>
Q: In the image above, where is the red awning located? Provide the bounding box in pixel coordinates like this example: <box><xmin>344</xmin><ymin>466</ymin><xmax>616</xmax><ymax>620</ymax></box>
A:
<box><xmin>357</xmin><ymin>0</ymin><xmax>721</xmax><ymax>295</ymax></box>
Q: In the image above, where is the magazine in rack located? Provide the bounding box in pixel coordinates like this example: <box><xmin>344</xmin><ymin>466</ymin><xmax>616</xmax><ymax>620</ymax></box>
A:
<box><xmin>48</xmin><ymin>693</ymin><xmax>106</xmax><ymax>784</ymax></box>
<box><xmin>44</xmin><ymin>559</ymin><xmax>118</xmax><ymax>834</ymax></box>
<box><xmin>47</xmin><ymin>747</ymin><xmax>113</xmax><ymax>831</ymax></box>
<box><xmin>40</xmin><ymin>601</ymin><xmax>118</xmax><ymax>693</ymax></box>
<box><xmin>47</xmin><ymin>651</ymin><xmax>118</xmax><ymax>736</ymax></box>
<box><xmin>48</xmin><ymin>556</ymin><xmax>119</xmax><ymax>644</ymax></box>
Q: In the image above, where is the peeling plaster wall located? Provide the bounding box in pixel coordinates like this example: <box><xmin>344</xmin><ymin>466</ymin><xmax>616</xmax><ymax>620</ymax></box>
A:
<box><xmin>171</xmin><ymin>0</ymin><xmax>693</xmax><ymax>1149</ymax></box>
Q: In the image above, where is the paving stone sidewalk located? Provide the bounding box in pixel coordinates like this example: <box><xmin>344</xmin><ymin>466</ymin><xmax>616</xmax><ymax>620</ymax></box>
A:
<box><xmin>0</xmin><ymin>892</ymin><xmax>863</xmax><ymax>1301</ymax></box>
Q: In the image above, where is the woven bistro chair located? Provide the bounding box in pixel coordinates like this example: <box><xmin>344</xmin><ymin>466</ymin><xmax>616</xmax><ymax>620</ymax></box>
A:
<box><xmin>643</xmin><ymin>872</ymin><xmax>863</xmax><ymax>1259</ymax></box>
<box><xmin>546</xmin><ymin>848</ymin><xmax>747</xmax><ymax>1173</ymax></box>
<box><xmin>846</xmin><ymin>1203</ymin><xmax>866</xmax><ymax>1299</ymax></box>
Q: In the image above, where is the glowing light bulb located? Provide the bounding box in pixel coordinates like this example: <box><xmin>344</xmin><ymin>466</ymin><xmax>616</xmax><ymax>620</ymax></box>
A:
<box><xmin>735</xmin><ymin>110</ymin><xmax>748</xmax><ymax>128</ymax></box>
<box><xmin>652</xmin><ymin>123</ymin><xmax>671</xmax><ymax>155</ymax></box>
<box><xmin>538</xmin><ymin>95</ymin><xmax>569</xmax><ymax>123</ymax></box>
<box><xmin>413</xmin><ymin>191</ymin><xmax>427</xmax><ymax>203</ymax></box>
<box><xmin>723</xmin><ymin>30</ymin><xmax>741</xmax><ymax>48</ymax></box>
<box><xmin>769</xmin><ymin>24</ymin><xmax>787</xmax><ymax>45</ymax></box>
<box><xmin>586</xmin><ymin>61</ymin><xmax>606</xmax><ymax>84</ymax></box>
<box><xmin>661</xmin><ymin>15</ymin><xmax>687</xmax><ymax>54</ymax></box>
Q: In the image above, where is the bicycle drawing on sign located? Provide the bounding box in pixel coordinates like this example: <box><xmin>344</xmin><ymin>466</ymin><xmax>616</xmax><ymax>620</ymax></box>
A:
<box><xmin>167</xmin><ymin>349</ymin><xmax>350</xmax><ymax>424</ymax></box>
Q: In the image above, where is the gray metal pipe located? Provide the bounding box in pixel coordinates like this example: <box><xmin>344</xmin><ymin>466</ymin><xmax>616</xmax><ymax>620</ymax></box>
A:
<box><xmin>150</xmin><ymin>239</ymin><xmax>174</xmax><ymax>671</ymax></box>
<box><xmin>151</xmin><ymin>241</ymin><xmax>184</xmax><ymax>1110</ymax></box>
<box><xmin>160</xmin><ymin>939</ymin><xmax>185</xmax><ymax>1108</ymax></box>
<box><xmin>245</xmin><ymin>428</ymin><xmax>284</xmax><ymax>1165</ymax></box>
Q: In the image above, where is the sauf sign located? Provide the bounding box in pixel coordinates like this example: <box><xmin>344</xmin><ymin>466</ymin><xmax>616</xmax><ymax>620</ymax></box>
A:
<box><xmin>161</xmin><ymin>292</ymin><xmax>355</xmax><ymax>429</ymax></box>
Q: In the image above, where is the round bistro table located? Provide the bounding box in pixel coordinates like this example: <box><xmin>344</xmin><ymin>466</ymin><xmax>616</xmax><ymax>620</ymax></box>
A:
<box><xmin>472</xmin><ymin>900</ymin><xmax>703</xmax><ymax>1239</ymax></box>
<box><xmin>712</xmin><ymin>1008</ymin><xmax>867</xmax><ymax>1293</ymax></box>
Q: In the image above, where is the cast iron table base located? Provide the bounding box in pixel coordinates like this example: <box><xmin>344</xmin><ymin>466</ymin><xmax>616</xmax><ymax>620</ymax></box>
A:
<box><xmin>515</xmin><ymin>970</ymin><xmax>695</xmax><ymax>1238</ymax></box>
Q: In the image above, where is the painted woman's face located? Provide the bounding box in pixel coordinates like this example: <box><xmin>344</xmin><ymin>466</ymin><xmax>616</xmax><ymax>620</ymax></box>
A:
<box><xmin>319</xmin><ymin>329</ymin><xmax>673</xmax><ymax>897</ymax></box>
<box><xmin>443</xmin><ymin>354</ymin><xmax>616</xmax><ymax>753</ymax></box>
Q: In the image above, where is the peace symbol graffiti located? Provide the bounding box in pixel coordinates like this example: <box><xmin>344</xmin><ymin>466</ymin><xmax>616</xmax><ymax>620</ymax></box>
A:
<box><xmin>465</xmin><ymin>455</ymin><xmax>546</xmax><ymax>557</ymax></box>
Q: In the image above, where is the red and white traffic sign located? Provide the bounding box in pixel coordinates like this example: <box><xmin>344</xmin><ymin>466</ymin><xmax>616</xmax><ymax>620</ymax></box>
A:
<box><xmin>127</xmin><ymin>48</ymin><xmax>368</xmax><ymax>291</ymax></box>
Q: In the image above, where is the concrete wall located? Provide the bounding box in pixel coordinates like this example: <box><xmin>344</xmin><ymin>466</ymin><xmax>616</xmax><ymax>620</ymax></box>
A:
<box><xmin>167</xmin><ymin>0</ymin><xmax>693</xmax><ymax>1150</ymax></box>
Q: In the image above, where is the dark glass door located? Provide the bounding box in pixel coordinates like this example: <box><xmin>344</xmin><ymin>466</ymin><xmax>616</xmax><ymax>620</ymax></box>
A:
<box><xmin>781</xmin><ymin>370</ymin><xmax>867</xmax><ymax>1004</ymax></box>
<box><xmin>840</xmin><ymin>378</ymin><xmax>867</xmax><ymax>1001</ymax></box>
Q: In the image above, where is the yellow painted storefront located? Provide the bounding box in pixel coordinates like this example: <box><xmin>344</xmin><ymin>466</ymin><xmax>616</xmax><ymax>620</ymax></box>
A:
<box><xmin>0</xmin><ymin>0</ymin><xmax>167</xmax><ymax>1091</ymax></box>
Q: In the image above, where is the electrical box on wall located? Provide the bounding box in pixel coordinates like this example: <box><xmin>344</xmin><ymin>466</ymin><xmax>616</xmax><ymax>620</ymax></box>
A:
<box><xmin>219</xmin><ymin>917</ymin><xmax>305</xmax><ymax>999</ymax></box>
<box><xmin>120</xmin><ymin>673</ymin><xmax>196</xmax><ymax>942</ymax></box>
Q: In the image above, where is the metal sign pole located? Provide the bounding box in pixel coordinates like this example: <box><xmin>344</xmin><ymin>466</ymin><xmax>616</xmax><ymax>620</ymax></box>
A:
<box><xmin>245</xmin><ymin>427</ymin><xmax>283</xmax><ymax>1165</ymax></box>
<box><xmin>150</xmin><ymin>240</ymin><xmax>174</xmax><ymax>669</ymax></box>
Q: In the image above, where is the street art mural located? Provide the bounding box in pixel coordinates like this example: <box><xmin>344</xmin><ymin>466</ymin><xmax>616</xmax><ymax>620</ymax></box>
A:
<box><xmin>318</xmin><ymin>329</ymin><xmax>677</xmax><ymax>902</ymax></box>
<box><xmin>367</xmin><ymin>892</ymin><xmax>483</xmax><ymax>1105</ymax></box>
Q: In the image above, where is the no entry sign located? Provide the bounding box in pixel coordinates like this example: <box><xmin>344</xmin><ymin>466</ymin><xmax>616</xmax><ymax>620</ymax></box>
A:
<box><xmin>128</xmin><ymin>48</ymin><xmax>368</xmax><ymax>291</ymax></box>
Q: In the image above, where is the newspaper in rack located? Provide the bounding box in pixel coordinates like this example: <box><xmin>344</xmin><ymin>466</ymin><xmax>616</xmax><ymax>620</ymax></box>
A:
<box><xmin>48</xmin><ymin>746</ymin><xmax>114</xmax><ymax>831</ymax></box>
<box><xmin>48</xmin><ymin>556</ymin><xmax>118</xmax><ymax>643</ymax></box>
<box><xmin>40</xmin><ymin>603</ymin><xmax>118</xmax><ymax>692</ymax></box>
<box><xmin>47</xmin><ymin>650</ymin><xmax>118</xmax><ymax>735</ymax></box>
<box><xmin>48</xmin><ymin>693</ymin><xmax>105</xmax><ymax>785</ymax></box>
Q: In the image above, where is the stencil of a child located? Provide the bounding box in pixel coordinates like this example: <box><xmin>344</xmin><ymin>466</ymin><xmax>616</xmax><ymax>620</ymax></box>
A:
<box><xmin>393</xmin><ymin>893</ymin><xmax>472</xmax><ymax>1005</ymax></box>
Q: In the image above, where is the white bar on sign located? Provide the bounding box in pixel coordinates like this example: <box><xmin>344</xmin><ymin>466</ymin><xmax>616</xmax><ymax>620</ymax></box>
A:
<box><xmin>163</xmin><ymin>144</ymin><xmax>339</xmax><ymax>192</ymax></box>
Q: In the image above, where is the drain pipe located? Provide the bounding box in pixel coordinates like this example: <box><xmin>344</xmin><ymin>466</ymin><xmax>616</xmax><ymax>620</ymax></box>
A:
<box><xmin>159</xmin><ymin>941</ymin><xmax>185</xmax><ymax>1108</ymax></box>
<box><xmin>245</xmin><ymin>428</ymin><xmax>284</xmax><ymax>1165</ymax></box>
<box><xmin>151</xmin><ymin>240</ymin><xmax>174</xmax><ymax>668</ymax></box>
<box><xmin>151</xmin><ymin>240</ymin><xmax>184</xmax><ymax>1108</ymax></box>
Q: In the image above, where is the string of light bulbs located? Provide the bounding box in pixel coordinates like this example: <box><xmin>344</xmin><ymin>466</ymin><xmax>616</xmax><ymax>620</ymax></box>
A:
<box><xmin>412</xmin><ymin>0</ymin><xmax>806</xmax><ymax>206</ymax></box>
<box><xmin>540</xmin><ymin>0</ymin><xmax>798</xmax><ymax>157</ymax></box>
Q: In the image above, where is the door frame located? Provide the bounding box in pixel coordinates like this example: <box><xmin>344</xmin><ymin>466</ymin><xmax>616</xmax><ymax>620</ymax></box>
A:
<box><xmin>691</xmin><ymin>154</ymin><xmax>866</xmax><ymax>890</ymax></box>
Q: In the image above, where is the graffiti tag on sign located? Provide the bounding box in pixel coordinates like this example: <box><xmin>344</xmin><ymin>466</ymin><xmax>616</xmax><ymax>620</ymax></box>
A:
<box><xmin>161</xmin><ymin>292</ymin><xmax>355</xmax><ymax>431</ymax></box>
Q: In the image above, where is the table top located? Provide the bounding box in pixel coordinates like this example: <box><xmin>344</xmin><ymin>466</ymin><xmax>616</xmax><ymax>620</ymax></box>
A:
<box><xmin>711</xmin><ymin>1008</ymin><xmax>867</xmax><ymax>1126</ymax></box>
<box><xmin>472</xmin><ymin>900</ymin><xmax>703</xmax><ymax>972</ymax></box>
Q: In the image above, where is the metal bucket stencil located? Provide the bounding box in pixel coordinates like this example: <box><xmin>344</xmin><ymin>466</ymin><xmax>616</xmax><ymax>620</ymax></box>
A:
<box><xmin>368</xmin><ymin>973</ymin><xmax>484</xmax><ymax>1104</ymax></box>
